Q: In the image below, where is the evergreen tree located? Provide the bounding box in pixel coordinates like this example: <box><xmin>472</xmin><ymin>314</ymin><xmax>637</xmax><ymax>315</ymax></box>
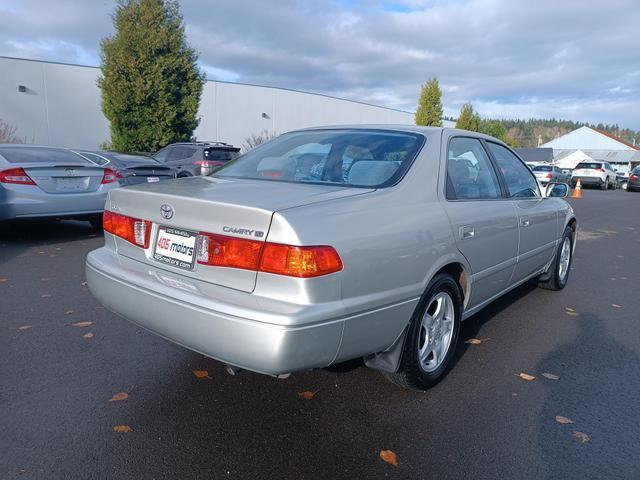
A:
<box><xmin>98</xmin><ymin>0</ymin><xmax>205</xmax><ymax>152</ymax></box>
<box><xmin>455</xmin><ymin>103</ymin><xmax>479</xmax><ymax>131</ymax></box>
<box><xmin>414</xmin><ymin>77</ymin><xmax>443</xmax><ymax>126</ymax></box>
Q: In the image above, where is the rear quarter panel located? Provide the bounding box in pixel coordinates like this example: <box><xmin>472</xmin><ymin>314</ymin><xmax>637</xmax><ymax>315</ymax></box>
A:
<box><xmin>262</xmin><ymin>132</ymin><xmax>467</xmax><ymax>360</ymax></box>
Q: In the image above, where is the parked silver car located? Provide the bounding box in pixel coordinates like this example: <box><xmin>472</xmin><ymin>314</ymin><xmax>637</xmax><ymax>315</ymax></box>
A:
<box><xmin>532</xmin><ymin>164</ymin><xmax>571</xmax><ymax>185</ymax></box>
<box><xmin>87</xmin><ymin>126</ymin><xmax>576</xmax><ymax>391</ymax></box>
<box><xmin>0</xmin><ymin>145</ymin><xmax>119</xmax><ymax>226</ymax></box>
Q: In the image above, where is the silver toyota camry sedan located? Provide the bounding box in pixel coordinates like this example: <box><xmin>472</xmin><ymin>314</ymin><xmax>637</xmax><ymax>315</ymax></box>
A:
<box><xmin>87</xmin><ymin>126</ymin><xmax>576</xmax><ymax>391</ymax></box>
<box><xmin>0</xmin><ymin>145</ymin><xmax>119</xmax><ymax>226</ymax></box>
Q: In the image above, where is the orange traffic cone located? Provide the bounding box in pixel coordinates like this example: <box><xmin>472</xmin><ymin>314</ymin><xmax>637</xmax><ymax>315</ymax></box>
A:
<box><xmin>571</xmin><ymin>179</ymin><xmax>583</xmax><ymax>198</ymax></box>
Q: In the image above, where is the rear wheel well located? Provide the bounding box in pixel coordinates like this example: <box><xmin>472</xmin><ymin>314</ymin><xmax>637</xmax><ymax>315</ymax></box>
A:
<box><xmin>567</xmin><ymin>218</ymin><xmax>577</xmax><ymax>244</ymax></box>
<box><xmin>435</xmin><ymin>263</ymin><xmax>469</xmax><ymax>308</ymax></box>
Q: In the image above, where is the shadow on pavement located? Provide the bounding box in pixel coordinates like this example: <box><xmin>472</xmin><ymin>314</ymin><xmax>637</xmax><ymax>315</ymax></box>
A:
<box><xmin>536</xmin><ymin>313</ymin><xmax>640</xmax><ymax>478</ymax></box>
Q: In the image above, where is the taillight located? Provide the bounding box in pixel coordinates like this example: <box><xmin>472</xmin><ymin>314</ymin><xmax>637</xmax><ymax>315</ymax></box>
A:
<box><xmin>101</xmin><ymin>168</ymin><xmax>120</xmax><ymax>184</ymax></box>
<box><xmin>597</xmin><ymin>168</ymin><xmax>605</xmax><ymax>172</ymax></box>
<box><xmin>196</xmin><ymin>232</ymin><xmax>263</xmax><ymax>270</ymax></box>
<box><xmin>630</xmin><ymin>174</ymin><xmax>638</xmax><ymax>180</ymax></box>
<box><xmin>259</xmin><ymin>244</ymin><xmax>343</xmax><ymax>278</ymax></box>
<box><xmin>0</xmin><ymin>167</ymin><xmax>36</xmax><ymax>185</ymax></box>
<box><xmin>194</xmin><ymin>160</ymin><xmax>224</xmax><ymax>167</ymax></box>
<box><xmin>103</xmin><ymin>211</ymin><xmax>151</xmax><ymax>248</ymax></box>
<box><xmin>545</xmin><ymin>173</ymin><xmax>552</xmax><ymax>179</ymax></box>
<box><xmin>196</xmin><ymin>232</ymin><xmax>343</xmax><ymax>277</ymax></box>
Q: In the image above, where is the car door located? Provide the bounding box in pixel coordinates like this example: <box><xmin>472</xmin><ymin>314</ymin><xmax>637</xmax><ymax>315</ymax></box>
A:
<box><xmin>485</xmin><ymin>142</ymin><xmax>559</xmax><ymax>284</ymax></box>
<box><xmin>440</xmin><ymin>135</ymin><xmax>519</xmax><ymax>309</ymax></box>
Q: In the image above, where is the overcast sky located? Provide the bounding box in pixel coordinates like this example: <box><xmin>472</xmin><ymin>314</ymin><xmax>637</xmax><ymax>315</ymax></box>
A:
<box><xmin>1</xmin><ymin>0</ymin><xmax>639</xmax><ymax>129</ymax></box>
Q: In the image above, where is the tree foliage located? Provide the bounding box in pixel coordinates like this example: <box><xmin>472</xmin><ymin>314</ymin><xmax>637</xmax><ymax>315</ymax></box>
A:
<box><xmin>415</xmin><ymin>78</ymin><xmax>442</xmax><ymax>127</ymax></box>
<box><xmin>98</xmin><ymin>0</ymin><xmax>205</xmax><ymax>152</ymax></box>
<box><xmin>455</xmin><ymin>103</ymin><xmax>480</xmax><ymax>132</ymax></box>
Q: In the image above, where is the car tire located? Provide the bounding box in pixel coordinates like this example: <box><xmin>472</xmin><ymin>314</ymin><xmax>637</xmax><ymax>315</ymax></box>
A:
<box><xmin>385</xmin><ymin>273</ymin><xmax>462</xmax><ymax>391</ymax></box>
<box><xmin>538</xmin><ymin>226</ymin><xmax>573</xmax><ymax>291</ymax></box>
<box><xmin>601</xmin><ymin>179</ymin><xmax>608</xmax><ymax>190</ymax></box>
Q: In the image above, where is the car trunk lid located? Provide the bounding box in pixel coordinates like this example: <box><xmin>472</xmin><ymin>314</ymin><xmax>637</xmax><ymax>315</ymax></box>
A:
<box><xmin>22</xmin><ymin>164</ymin><xmax>106</xmax><ymax>194</ymax></box>
<box><xmin>107</xmin><ymin>176</ymin><xmax>372</xmax><ymax>292</ymax></box>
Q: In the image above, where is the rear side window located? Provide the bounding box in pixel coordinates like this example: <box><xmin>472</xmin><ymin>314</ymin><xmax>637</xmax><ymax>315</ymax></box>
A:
<box><xmin>215</xmin><ymin>129</ymin><xmax>424</xmax><ymax>188</ymax></box>
<box><xmin>0</xmin><ymin>147</ymin><xmax>91</xmax><ymax>164</ymax></box>
<box><xmin>204</xmin><ymin>148</ymin><xmax>240</xmax><ymax>162</ymax></box>
<box><xmin>486</xmin><ymin>142</ymin><xmax>540</xmax><ymax>198</ymax></box>
<box><xmin>446</xmin><ymin>137</ymin><xmax>501</xmax><ymax>200</ymax></box>
<box><xmin>575</xmin><ymin>162</ymin><xmax>602</xmax><ymax>170</ymax></box>
<box><xmin>77</xmin><ymin>152</ymin><xmax>110</xmax><ymax>166</ymax></box>
<box><xmin>167</xmin><ymin>147</ymin><xmax>196</xmax><ymax>161</ymax></box>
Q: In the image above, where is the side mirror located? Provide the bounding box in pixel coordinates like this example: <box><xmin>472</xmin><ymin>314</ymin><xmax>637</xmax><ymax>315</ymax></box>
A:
<box><xmin>546</xmin><ymin>182</ymin><xmax>569</xmax><ymax>198</ymax></box>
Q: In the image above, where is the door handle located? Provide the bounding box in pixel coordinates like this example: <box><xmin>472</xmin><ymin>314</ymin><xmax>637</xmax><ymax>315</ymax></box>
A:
<box><xmin>520</xmin><ymin>217</ymin><xmax>530</xmax><ymax>227</ymax></box>
<box><xmin>460</xmin><ymin>225</ymin><xmax>475</xmax><ymax>239</ymax></box>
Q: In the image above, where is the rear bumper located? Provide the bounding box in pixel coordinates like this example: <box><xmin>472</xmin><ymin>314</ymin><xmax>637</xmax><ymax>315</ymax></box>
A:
<box><xmin>627</xmin><ymin>181</ymin><xmax>640</xmax><ymax>191</ymax></box>
<box><xmin>86</xmin><ymin>247</ymin><xmax>345</xmax><ymax>375</ymax></box>
<box><xmin>0</xmin><ymin>183</ymin><xmax>113</xmax><ymax>221</ymax></box>
<box><xmin>571</xmin><ymin>176</ymin><xmax>603</xmax><ymax>186</ymax></box>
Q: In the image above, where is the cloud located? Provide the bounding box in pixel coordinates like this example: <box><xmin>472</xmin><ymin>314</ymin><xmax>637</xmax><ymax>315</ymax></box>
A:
<box><xmin>1</xmin><ymin>0</ymin><xmax>639</xmax><ymax>128</ymax></box>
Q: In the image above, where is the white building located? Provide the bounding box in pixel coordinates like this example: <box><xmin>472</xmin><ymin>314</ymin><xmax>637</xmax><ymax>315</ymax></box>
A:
<box><xmin>0</xmin><ymin>56</ymin><xmax>440</xmax><ymax>151</ymax></box>
<box><xmin>542</xmin><ymin>126</ymin><xmax>640</xmax><ymax>174</ymax></box>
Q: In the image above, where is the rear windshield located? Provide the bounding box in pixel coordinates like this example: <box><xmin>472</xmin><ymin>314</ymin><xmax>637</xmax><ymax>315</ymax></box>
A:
<box><xmin>533</xmin><ymin>165</ymin><xmax>552</xmax><ymax>172</ymax></box>
<box><xmin>575</xmin><ymin>162</ymin><xmax>602</xmax><ymax>170</ymax></box>
<box><xmin>214</xmin><ymin>129</ymin><xmax>425</xmax><ymax>188</ymax></box>
<box><xmin>204</xmin><ymin>148</ymin><xmax>240</xmax><ymax>162</ymax></box>
<box><xmin>0</xmin><ymin>147</ymin><xmax>92</xmax><ymax>165</ymax></box>
<box><xmin>113</xmin><ymin>154</ymin><xmax>158</xmax><ymax>164</ymax></box>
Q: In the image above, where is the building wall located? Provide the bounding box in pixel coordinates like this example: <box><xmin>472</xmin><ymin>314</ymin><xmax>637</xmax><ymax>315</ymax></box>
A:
<box><xmin>0</xmin><ymin>56</ymin><xmax>415</xmax><ymax>150</ymax></box>
<box><xmin>542</xmin><ymin>126</ymin><xmax>636</xmax><ymax>151</ymax></box>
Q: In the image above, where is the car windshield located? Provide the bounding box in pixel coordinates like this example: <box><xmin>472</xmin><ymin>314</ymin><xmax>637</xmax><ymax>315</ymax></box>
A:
<box><xmin>576</xmin><ymin>162</ymin><xmax>602</xmax><ymax>169</ymax></box>
<box><xmin>533</xmin><ymin>166</ymin><xmax>552</xmax><ymax>172</ymax></box>
<box><xmin>214</xmin><ymin>129</ymin><xmax>424</xmax><ymax>188</ymax></box>
<box><xmin>0</xmin><ymin>147</ymin><xmax>92</xmax><ymax>164</ymax></box>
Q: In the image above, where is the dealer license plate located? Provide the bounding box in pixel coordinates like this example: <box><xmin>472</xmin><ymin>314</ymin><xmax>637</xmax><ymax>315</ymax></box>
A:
<box><xmin>153</xmin><ymin>226</ymin><xmax>198</xmax><ymax>270</ymax></box>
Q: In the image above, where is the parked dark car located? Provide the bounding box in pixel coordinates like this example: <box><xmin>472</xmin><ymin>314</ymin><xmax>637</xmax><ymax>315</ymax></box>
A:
<box><xmin>153</xmin><ymin>142</ymin><xmax>241</xmax><ymax>177</ymax></box>
<box><xmin>75</xmin><ymin>151</ymin><xmax>176</xmax><ymax>186</ymax></box>
<box><xmin>628</xmin><ymin>167</ymin><xmax>640</xmax><ymax>192</ymax></box>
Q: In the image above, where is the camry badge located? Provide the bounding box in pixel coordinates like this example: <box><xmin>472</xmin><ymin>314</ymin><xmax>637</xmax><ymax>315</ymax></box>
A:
<box><xmin>160</xmin><ymin>204</ymin><xmax>174</xmax><ymax>220</ymax></box>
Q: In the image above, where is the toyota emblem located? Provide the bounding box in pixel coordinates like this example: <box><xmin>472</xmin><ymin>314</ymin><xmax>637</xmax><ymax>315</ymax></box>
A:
<box><xmin>160</xmin><ymin>204</ymin><xmax>174</xmax><ymax>220</ymax></box>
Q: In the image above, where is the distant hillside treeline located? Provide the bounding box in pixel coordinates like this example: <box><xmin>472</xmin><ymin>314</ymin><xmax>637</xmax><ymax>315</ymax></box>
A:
<box><xmin>491</xmin><ymin>119</ymin><xmax>640</xmax><ymax>148</ymax></box>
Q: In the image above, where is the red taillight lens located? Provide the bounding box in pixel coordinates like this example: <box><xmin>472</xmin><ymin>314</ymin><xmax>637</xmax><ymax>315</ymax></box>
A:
<box><xmin>103</xmin><ymin>211</ymin><xmax>151</xmax><ymax>248</ymax></box>
<box><xmin>0</xmin><ymin>167</ymin><xmax>36</xmax><ymax>185</ymax></box>
<box><xmin>101</xmin><ymin>168</ymin><xmax>120</xmax><ymax>184</ymax></box>
<box><xmin>630</xmin><ymin>174</ymin><xmax>638</xmax><ymax>180</ymax></box>
<box><xmin>196</xmin><ymin>232</ymin><xmax>343</xmax><ymax>277</ymax></box>
<box><xmin>545</xmin><ymin>173</ymin><xmax>552</xmax><ymax>179</ymax></box>
<box><xmin>196</xmin><ymin>232</ymin><xmax>263</xmax><ymax>271</ymax></box>
<box><xmin>194</xmin><ymin>160</ymin><xmax>224</xmax><ymax>167</ymax></box>
<box><xmin>597</xmin><ymin>168</ymin><xmax>605</xmax><ymax>172</ymax></box>
<box><xmin>259</xmin><ymin>244</ymin><xmax>343</xmax><ymax>278</ymax></box>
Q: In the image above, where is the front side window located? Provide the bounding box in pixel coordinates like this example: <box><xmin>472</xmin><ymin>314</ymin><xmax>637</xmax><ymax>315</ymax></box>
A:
<box><xmin>446</xmin><ymin>137</ymin><xmax>501</xmax><ymax>200</ymax></box>
<box><xmin>487</xmin><ymin>142</ymin><xmax>540</xmax><ymax>198</ymax></box>
<box><xmin>215</xmin><ymin>129</ymin><xmax>424</xmax><ymax>188</ymax></box>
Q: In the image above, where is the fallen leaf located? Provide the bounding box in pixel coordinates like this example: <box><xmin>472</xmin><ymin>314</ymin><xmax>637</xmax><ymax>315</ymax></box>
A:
<box><xmin>379</xmin><ymin>450</ymin><xmax>399</xmax><ymax>467</ymax></box>
<box><xmin>65</xmin><ymin>310</ymin><xmax>74</xmax><ymax>315</ymax></box>
<box><xmin>572</xmin><ymin>431</ymin><xmax>591</xmax><ymax>444</ymax></box>
<box><xmin>113</xmin><ymin>425</ymin><xmax>133</xmax><ymax>433</ymax></box>
<box><xmin>81</xmin><ymin>282</ymin><xmax>88</xmax><ymax>287</ymax></box>
<box><xmin>0</xmin><ymin>278</ymin><xmax>8</xmax><ymax>283</ymax></box>
<box><xmin>564</xmin><ymin>311</ymin><xmax>579</xmax><ymax>317</ymax></box>
<box><xmin>49</xmin><ymin>254</ymin><xmax>58</xmax><ymax>257</ymax></box>
<box><xmin>83</xmin><ymin>332</ymin><xmax>94</xmax><ymax>339</ymax></box>
<box><xmin>612</xmin><ymin>304</ymin><xmax>621</xmax><ymax>308</ymax></box>
<box><xmin>465</xmin><ymin>337</ymin><xmax>490</xmax><ymax>345</ymax></box>
<box><xmin>18</xmin><ymin>325</ymin><xmax>32</xmax><ymax>331</ymax></box>
<box><xmin>41</xmin><ymin>294</ymin><xmax>52</xmax><ymax>298</ymax></box>
<box><xmin>193</xmin><ymin>370</ymin><xmax>211</xmax><ymax>379</ymax></box>
<box><xmin>555</xmin><ymin>415</ymin><xmax>574</xmax><ymax>424</ymax></box>
<box><xmin>297</xmin><ymin>390</ymin><xmax>319</xmax><ymax>400</ymax></box>
<box><xmin>72</xmin><ymin>321</ymin><xmax>93</xmax><ymax>328</ymax></box>
<box><xmin>109</xmin><ymin>392</ymin><xmax>129</xmax><ymax>402</ymax></box>
<box><xmin>54</xmin><ymin>247</ymin><xmax>62</xmax><ymax>251</ymax></box>
<box><xmin>40</xmin><ymin>277</ymin><xmax>49</xmax><ymax>282</ymax></box>
<box><xmin>564</xmin><ymin>307</ymin><xmax>576</xmax><ymax>313</ymax></box>
<box><xmin>542</xmin><ymin>372</ymin><xmax>560</xmax><ymax>380</ymax></box>
<box><xmin>517</xmin><ymin>372</ymin><xmax>536</xmax><ymax>381</ymax></box>
<box><xmin>38</xmin><ymin>251</ymin><xmax>45</xmax><ymax>254</ymax></box>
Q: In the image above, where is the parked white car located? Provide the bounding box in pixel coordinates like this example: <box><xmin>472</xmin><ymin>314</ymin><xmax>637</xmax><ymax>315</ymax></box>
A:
<box><xmin>571</xmin><ymin>161</ymin><xmax>617</xmax><ymax>190</ymax></box>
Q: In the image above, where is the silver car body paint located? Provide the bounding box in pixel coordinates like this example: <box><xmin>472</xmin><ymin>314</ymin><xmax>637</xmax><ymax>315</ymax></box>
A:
<box><xmin>86</xmin><ymin>126</ymin><xmax>576</xmax><ymax>375</ymax></box>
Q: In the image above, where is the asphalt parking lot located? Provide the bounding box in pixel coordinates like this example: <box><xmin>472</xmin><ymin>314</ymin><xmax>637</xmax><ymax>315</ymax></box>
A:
<box><xmin>1</xmin><ymin>189</ymin><xmax>639</xmax><ymax>480</ymax></box>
